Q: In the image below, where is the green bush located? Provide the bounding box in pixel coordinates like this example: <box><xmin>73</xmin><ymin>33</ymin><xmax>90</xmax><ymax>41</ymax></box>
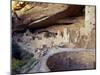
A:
<box><xmin>12</xmin><ymin>58</ymin><xmax>23</xmax><ymax>72</ymax></box>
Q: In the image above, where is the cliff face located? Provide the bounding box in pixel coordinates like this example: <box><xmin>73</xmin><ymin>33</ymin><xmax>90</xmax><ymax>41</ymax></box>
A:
<box><xmin>12</xmin><ymin>1</ymin><xmax>96</xmax><ymax>74</ymax></box>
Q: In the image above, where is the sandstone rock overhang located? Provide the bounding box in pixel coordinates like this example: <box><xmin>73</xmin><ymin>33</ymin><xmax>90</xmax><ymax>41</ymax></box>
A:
<box><xmin>12</xmin><ymin>1</ymin><xmax>84</xmax><ymax>31</ymax></box>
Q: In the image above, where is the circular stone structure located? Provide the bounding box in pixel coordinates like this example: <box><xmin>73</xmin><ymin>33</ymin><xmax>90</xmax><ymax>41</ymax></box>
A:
<box><xmin>47</xmin><ymin>50</ymin><xmax>95</xmax><ymax>72</ymax></box>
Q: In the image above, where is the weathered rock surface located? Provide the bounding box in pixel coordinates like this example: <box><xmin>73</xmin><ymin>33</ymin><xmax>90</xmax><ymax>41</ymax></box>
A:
<box><xmin>12</xmin><ymin>1</ymin><xmax>84</xmax><ymax>31</ymax></box>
